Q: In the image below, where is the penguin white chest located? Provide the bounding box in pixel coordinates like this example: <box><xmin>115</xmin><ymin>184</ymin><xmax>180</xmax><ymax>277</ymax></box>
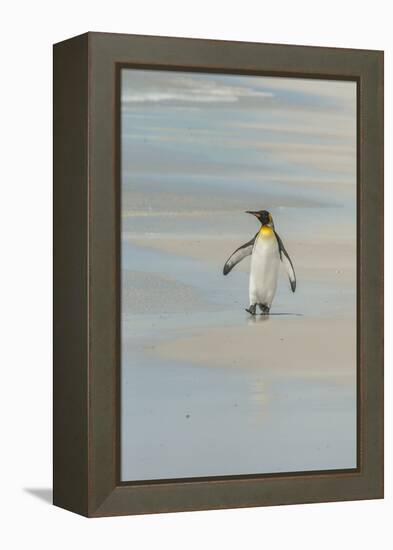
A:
<box><xmin>249</xmin><ymin>229</ymin><xmax>280</xmax><ymax>307</ymax></box>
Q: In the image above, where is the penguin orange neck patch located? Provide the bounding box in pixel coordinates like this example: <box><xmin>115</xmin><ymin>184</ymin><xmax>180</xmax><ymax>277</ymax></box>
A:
<box><xmin>259</xmin><ymin>226</ymin><xmax>274</xmax><ymax>237</ymax></box>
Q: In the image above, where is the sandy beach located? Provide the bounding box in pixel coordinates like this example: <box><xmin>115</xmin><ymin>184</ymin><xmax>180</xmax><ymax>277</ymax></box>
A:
<box><xmin>119</xmin><ymin>69</ymin><xmax>357</xmax><ymax>481</ymax></box>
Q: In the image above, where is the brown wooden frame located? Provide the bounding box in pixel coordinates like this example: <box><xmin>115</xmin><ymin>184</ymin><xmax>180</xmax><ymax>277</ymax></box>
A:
<box><xmin>53</xmin><ymin>32</ymin><xmax>384</xmax><ymax>517</ymax></box>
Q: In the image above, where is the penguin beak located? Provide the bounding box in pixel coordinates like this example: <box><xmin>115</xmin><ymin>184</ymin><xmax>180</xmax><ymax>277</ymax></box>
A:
<box><xmin>246</xmin><ymin>211</ymin><xmax>259</xmax><ymax>218</ymax></box>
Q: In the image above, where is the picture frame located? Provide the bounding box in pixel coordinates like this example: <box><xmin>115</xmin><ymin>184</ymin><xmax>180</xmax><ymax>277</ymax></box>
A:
<box><xmin>53</xmin><ymin>32</ymin><xmax>383</xmax><ymax>517</ymax></box>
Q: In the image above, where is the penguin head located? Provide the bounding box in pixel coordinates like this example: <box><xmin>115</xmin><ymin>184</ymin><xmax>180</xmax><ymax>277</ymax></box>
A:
<box><xmin>246</xmin><ymin>210</ymin><xmax>274</xmax><ymax>227</ymax></box>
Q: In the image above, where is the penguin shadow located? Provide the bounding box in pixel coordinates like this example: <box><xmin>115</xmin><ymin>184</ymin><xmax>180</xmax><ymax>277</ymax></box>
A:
<box><xmin>247</xmin><ymin>312</ymin><xmax>303</xmax><ymax>325</ymax></box>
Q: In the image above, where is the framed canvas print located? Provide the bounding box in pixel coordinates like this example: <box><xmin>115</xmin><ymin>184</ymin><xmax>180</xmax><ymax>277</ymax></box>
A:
<box><xmin>53</xmin><ymin>32</ymin><xmax>383</xmax><ymax>517</ymax></box>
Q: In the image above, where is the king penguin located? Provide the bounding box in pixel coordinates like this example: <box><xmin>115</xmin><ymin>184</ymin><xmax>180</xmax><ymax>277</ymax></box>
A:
<box><xmin>223</xmin><ymin>210</ymin><xmax>296</xmax><ymax>315</ymax></box>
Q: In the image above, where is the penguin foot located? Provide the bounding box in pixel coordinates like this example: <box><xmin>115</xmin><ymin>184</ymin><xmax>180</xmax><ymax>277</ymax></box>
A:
<box><xmin>246</xmin><ymin>304</ymin><xmax>257</xmax><ymax>315</ymax></box>
<box><xmin>258</xmin><ymin>304</ymin><xmax>270</xmax><ymax>315</ymax></box>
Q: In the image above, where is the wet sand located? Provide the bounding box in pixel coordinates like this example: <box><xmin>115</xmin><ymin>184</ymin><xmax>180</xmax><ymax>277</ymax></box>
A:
<box><xmin>153</xmin><ymin>317</ymin><xmax>355</xmax><ymax>381</ymax></box>
<box><xmin>121</xmin><ymin>229</ymin><xmax>357</xmax><ymax>481</ymax></box>
<box><xmin>119</xmin><ymin>70</ymin><xmax>357</xmax><ymax>481</ymax></box>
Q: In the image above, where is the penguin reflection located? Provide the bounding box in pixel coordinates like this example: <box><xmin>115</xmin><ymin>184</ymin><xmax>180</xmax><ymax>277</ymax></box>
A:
<box><xmin>223</xmin><ymin>210</ymin><xmax>296</xmax><ymax>315</ymax></box>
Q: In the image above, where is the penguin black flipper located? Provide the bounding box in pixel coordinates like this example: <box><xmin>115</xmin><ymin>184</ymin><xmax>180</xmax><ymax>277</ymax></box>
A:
<box><xmin>223</xmin><ymin>233</ymin><xmax>257</xmax><ymax>275</ymax></box>
<box><xmin>274</xmin><ymin>231</ymin><xmax>296</xmax><ymax>292</ymax></box>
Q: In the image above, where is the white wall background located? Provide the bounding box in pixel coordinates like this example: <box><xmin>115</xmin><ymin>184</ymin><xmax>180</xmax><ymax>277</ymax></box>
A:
<box><xmin>1</xmin><ymin>1</ymin><xmax>390</xmax><ymax>548</ymax></box>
